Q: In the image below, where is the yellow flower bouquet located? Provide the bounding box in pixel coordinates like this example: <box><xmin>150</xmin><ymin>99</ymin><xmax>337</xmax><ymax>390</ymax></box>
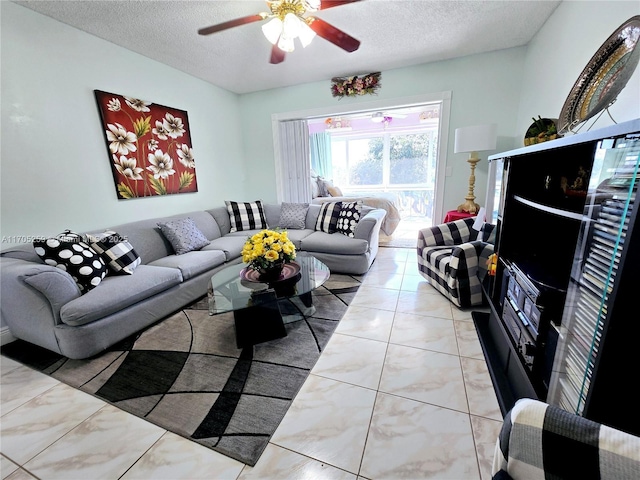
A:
<box><xmin>242</xmin><ymin>229</ymin><xmax>296</xmax><ymax>280</ymax></box>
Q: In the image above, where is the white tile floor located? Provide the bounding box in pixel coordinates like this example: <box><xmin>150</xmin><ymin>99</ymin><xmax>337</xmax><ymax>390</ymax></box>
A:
<box><xmin>1</xmin><ymin>247</ymin><xmax>503</xmax><ymax>480</ymax></box>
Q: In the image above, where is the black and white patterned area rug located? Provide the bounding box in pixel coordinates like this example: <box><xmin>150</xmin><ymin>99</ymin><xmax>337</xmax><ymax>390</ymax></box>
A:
<box><xmin>1</xmin><ymin>274</ymin><xmax>361</xmax><ymax>466</ymax></box>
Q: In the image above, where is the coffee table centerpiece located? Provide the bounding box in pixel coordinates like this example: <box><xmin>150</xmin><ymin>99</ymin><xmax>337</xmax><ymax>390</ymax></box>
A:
<box><xmin>209</xmin><ymin>243</ymin><xmax>330</xmax><ymax>348</ymax></box>
<box><xmin>242</xmin><ymin>229</ymin><xmax>296</xmax><ymax>282</ymax></box>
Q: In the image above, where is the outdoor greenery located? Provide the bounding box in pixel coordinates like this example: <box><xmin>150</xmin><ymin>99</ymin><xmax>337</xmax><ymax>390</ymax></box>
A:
<box><xmin>349</xmin><ymin>134</ymin><xmax>431</xmax><ymax>185</ymax></box>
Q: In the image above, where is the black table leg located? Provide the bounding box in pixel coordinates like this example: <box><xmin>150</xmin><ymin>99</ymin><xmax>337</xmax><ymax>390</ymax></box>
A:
<box><xmin>233</xmin><ymin>303</ymin><xmax>287</xmax><ymax>348</ymax></box>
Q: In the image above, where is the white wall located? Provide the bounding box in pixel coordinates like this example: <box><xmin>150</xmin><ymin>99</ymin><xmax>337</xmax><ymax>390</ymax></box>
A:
<box><xmin>239</xmin><ymin>47</ymin><xmax>527</xmax><ymax>214</ymax></box>
<box><xmin>0</xmin><ymin>2</ymin><xmax>247</xmax><ymax>241</ymax></box>
<box><xmin>516</xmin><ymin>1</ymin><xmax>640</xmax><ymax>136</ymax></box>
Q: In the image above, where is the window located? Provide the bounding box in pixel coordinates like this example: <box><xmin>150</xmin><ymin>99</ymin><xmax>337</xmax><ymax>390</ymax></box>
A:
<box><xmin>329</xmin><ymin>123</ymin><xmax>439</xmax><ymax>220</ymax></box>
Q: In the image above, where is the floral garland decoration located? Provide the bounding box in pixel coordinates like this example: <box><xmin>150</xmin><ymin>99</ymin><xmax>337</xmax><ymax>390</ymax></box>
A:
<box><xmin>331</xmin><ymin>72</ymin><xmax>381</xmax><ymax>98</ymax></box>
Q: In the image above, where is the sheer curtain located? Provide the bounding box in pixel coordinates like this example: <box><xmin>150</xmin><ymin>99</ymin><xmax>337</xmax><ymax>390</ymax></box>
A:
<box><xmin>276</xmin><ymin>120</ymin><xmax>311</xmax><ymax>203</ymax></box>
<box><xmin>310</xmin><ymin>132</ymin><xmax>332</xmax><ymax>179</ymax></box>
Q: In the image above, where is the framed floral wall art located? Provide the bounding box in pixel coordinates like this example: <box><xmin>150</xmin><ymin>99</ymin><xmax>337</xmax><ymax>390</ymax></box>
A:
<box><xmin>94</xmin><ymin>90</ymin><xmax>198</xmax><ymax>199</ymax></box>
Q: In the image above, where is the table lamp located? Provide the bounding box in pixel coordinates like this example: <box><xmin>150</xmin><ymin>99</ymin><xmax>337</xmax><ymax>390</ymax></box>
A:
<box><xmin>454</xmin><ymin>124</ymin><xmax>497</xmax><ymax>214</ymax></box>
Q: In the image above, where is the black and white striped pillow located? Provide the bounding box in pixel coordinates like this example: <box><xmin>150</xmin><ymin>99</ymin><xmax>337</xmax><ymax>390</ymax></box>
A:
<box><xmin>315</xmin><ymin>201</ymin><xmax>342</xmax><ymax>233</ymax></box>
<box><xmin>88</xmin><ymin>230</ymin><xmax>141</xmax><ymax>275</ymax></box>
<box><xmin>225</xmin><ymin>200</ymin><xmax>268</xmax><ymax>233</ymax></box>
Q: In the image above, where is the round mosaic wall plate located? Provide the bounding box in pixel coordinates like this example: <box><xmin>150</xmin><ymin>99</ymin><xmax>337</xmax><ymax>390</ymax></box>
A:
<box><xmin>558</xmin><ymin>15</ymin><xmax>640</xmax><ymax>134</ymax></box>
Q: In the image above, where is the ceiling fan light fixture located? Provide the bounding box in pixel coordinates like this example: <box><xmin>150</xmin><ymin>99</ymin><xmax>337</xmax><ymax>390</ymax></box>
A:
<box><xmin>199</xmin><ymin>0</ymin><xmax>360</xmax><ymax>64</ymax></box>
<box><xmin>298</xmin><ymin>20</ymin><xmax>317</xmax><ymax>47</ymax></box>
<box><xmin>262</xmin><ymin>17</ymin><xmax>283</xmax><ymax>44</ymax></box>
<box><xmin>277</xmin><ymin>34</ymin><xmax>296</xmax><ymax>53</ymax></box>
<box><xmin>371</xmin><ymin>112</ymin><xmax>384</xmax><ymax>123</ymax></box>
<box><xmin>282</xmin><ymin>12</ymin><xmax>302</xmax><ymax>38</ymax></box>
<box><xmin>303</xmin><ymin>0</ymin><xmax>321</xmax><ymax>11</ymax></box>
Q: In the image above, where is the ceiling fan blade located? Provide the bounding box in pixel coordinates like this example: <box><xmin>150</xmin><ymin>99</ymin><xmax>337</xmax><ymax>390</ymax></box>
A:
<box><xmin>307</xmin><ymin>17</ymin><xmax>360</xmax><ymax>52</ymax></box>
<box><xmin>270</xmin><ymin>44</ymin><xmax>287</xmax><ymax>64</ymax></box>
<box><xmin>318</xmin><ymin>0</ymin><xmax>362</xmax><ymax>9</ymax></box>
<box><xmin>198</xmin><ymin>14</ymin><xmax>266</xmax><ymax>36</ymax></box>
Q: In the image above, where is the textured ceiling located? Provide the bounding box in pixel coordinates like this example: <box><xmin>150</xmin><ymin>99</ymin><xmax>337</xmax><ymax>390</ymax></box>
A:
<box><xmin>13</xmin><ymin>0</ymin><xmax>561</xmax><ymax>94</ymax></box>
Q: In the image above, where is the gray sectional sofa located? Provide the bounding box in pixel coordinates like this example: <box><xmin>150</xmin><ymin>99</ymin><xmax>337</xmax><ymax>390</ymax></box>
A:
<box><xmin>0</xmin><ymin>203</ymin><xmax>385</xmax><ymax>359</ymax></box>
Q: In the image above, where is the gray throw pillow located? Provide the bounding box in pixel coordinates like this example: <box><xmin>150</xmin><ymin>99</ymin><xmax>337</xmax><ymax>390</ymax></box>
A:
<box><xmin>278</xmin><ymin>202</ymin><xmax>309</xmax><ymax>230</ymax></box>
<box><xmin>157</xmin><ymin>217</ymin><xmax>210</xmax><ymax>255</ymax></box>
<box><xmin>317</xmin><ymin>177</ymin><xmax>331</xmax><ymax>197</ymax></box>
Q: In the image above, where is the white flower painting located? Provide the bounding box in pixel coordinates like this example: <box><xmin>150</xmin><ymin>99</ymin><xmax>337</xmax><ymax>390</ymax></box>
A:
<box><xmin>95</xmin><ymin>90</ymin><xmax>198</xmax><ymax>199</ymax></box>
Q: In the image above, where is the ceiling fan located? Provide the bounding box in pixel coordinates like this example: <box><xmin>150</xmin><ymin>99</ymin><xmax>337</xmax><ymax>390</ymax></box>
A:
<box><xmin>370</xmin><ymin>111</ymin><xmax>408</xmax><ymax>123</ymax></box>
<box><xmin>198</xmin><ymin>0</ymin><xmax>362</xmax><ymax>64</ymax></box>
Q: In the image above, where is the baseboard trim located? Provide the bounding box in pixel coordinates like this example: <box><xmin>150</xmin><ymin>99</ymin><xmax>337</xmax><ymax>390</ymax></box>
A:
<box><xmin>1</xmin><ymin>327</ymin><xmax>16</xmax><ymax>346</ymax></box>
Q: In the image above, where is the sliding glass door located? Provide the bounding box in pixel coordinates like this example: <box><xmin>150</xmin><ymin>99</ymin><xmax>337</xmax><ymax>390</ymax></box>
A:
<box><xmin>329</xmin><ymin>125</ymin><xmax>438</xmax><ymax>222</ymax></box>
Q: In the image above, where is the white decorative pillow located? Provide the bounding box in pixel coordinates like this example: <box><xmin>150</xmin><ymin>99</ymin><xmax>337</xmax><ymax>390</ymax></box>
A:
<box><xmin>278</xmin><ymin>202</ymin><xmax>309</xmax><ymax>230</ymax></box>
<box><xmin>225</xmin><ymin>200</ymin><xmax>268</xmax><ymax>233</ymax></box>
<box><xmin>315</xmin><ymin>201</ymin><xmax>342</xmax><ymax>234</ymax></box>
<box><xmin>33</xmin><ymin>230</ymin><xmax>108</xmax><ymax>293</ymax></box>
<box><xmin>336</xmin><ymin>201</ymin><xmax>363</xmax><ymax>237</ymax></box>
<box><xmin>88</xmin><ymin>230</ymin><xmax>141</xmax><ymax>275</ymax></box>
<box><xmin>157</xmin><ymin>217</ymin><xmax>210</xmax><ymax>255</ymax></box>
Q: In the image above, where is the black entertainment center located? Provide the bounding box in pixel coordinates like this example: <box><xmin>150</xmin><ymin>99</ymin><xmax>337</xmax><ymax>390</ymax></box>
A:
<box><xmin>473</xmin><ymin>119</ymin><xmax>640</xmax><ymax>436</ymax></box>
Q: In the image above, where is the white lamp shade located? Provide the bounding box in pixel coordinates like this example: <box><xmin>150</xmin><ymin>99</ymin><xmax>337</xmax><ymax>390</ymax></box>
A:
<box><xmin>262</xmin><ymin>17</ymin><xmax>283</xmax><ymax>45</ymax></box>
<box><xmin>282</xmin><ymin>13</ymin><xmax>301</xmax><ymax>38</ymax></box>
<box><xmin>454</xmin><ymin>124</ymin><xmax>497</xmax><ymax>153</ymax></box>
<box><xmin>277</xmin><ymin>35</ymin><xmax>295</xmax><ymax>53</ymax></box>
<box><xmin>298</xmin><ymin>20</ymin><xmax>316</xmax><ymax>47</ymax></box>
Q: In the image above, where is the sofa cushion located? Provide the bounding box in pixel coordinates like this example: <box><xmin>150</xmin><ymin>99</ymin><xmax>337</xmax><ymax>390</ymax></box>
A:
<box><xmin>278</xmin><ymin>202</ymin><xmax>309</xmax><ymax>230</ymax></box>
<box><xmin>157</xmin><ymin>217</ymin><xmax>211</xmax><ymax>255</ymax></box>
<box><xmin>301</xmin><ymin>231</ymin><xmax>369</xmax><ymax>255</ymax></box>
<box><xmin>263</xmin><ymin>203</ymin><xmax>281</xmax><ymax>229</ymax></box>
<box><xmin>279</xmin><ymin>229</ymin><xmax>314</xmax><ymax>249</ymax></box>
<box><xmin>207</xmin><ymin>207</ymin><xmax>232</xmax><ymax>236</ymax></box>
<box><xmin>148</xmin><ymin>250</ymin><xmax>226</xmax><ymax>280</ymax></box>
<box><xmin>315</xmin><ymin>201</ymin><xmax>342</xmax><ymax>234</ymax></box>
<box><xmin>226</xmin><ymin>200</ymin><xmax>268</xmax><ymax>233</ymax></box>
<box><xmin>105</xmin><ymin>219</ymin><xmax>174</xmax><ymax>264</ymax></box>
<box><xmin>87</xmin><ymin>230</ymin><xmax>141</xmax><ymax>275</ymax></box>
<box><xmin>22</xmin><ymin>267</ymin><xmax>82</xmax><ymax>322</ymax></box>
<box><xmin>60</xmin><ymin>264</ymin><xmax>182</xmax><ymax>326</ymax></box>
<box><xmin>336</xmin><ymin>201</ymin><xmax>363</xmax><ymax>238</ymax></box>
<box><xmin>0</xmin><ymin>244</ymin><xmax>44</xmax><ymax>263</ymax></box>
<box><xmin>33</xmin><ymin>230</ymin><xmax>108</xmax><ymax>293</ymax></box>
<box><xmin>203</xmin><ymin>236</ymin><xmax>248</xmax><ymax>261</ymax></box>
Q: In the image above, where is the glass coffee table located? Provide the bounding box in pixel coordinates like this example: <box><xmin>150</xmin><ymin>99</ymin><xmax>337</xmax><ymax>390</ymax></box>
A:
<box><xmin>208</xmin><ymin>252</ymin><xmax>330</xmax><ymax>348</ymax></box>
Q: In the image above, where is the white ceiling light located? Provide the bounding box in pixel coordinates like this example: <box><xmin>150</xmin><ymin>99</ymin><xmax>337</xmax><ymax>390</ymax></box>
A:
<box><xmin>260</xmin><ymin>4</ymin><xmax>317</xmax><ymax>52</ymax></box>
<box><xmin>261</xmin><ymin>18</ymin><xmax>283</xmax><ymax>44</ymax></box>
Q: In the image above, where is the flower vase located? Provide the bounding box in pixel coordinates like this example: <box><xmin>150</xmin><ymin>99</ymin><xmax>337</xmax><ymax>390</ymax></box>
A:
<box><xmin>258</xmin><ymin>262</ymin><xmax>285</xmax><ymax>282</ymax></box>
